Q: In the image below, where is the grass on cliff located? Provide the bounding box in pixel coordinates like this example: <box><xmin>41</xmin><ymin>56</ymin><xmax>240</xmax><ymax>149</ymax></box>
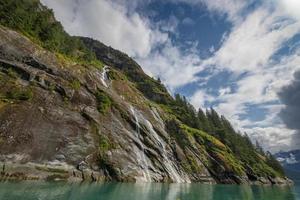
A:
<box><xmin>180</xmin><ymin>124</ymin><xmax>245</xmax><ymax>176</ymax></box>
<box><xmin>99</xmin><ymin>134</ymin><xmax>113</xmax><ymax>154</ymax></box>
<box><xmin>0</xmin><ymin>0</ymin><xmax>103</xmax><ymax>69</ymax></box>
<box><xmin>180</xmin><ymin>124</ymin><xmax>282</xmax><ymax>177</ymax></box>
<box><xmin>5</xmin><ymin>87</ymin><xmax>33</xmax><ymax>101</ymax></box>
<box><xmin>69</xmin><ymin>79</ymin><xmax>81</xmax><ymax>91</ymax></box>
<box><xmin>0</xmin><ymin>71</ymin><xmax>33</xmax><ymax>102</ymax></box>
<box><xmin>95</xmin><ymin>90</ymin><xmax>112</xmax><ymax>114</ymax></box>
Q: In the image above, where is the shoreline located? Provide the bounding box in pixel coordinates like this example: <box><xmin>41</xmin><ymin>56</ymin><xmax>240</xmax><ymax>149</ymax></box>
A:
<box><xmin>0</xmin><ymin>162</ymin><xmax>293</xmax><ymax>186</ymax></box>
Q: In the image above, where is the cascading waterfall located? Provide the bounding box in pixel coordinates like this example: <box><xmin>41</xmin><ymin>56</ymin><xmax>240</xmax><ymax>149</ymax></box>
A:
<box><xmin>130</xmin><ymin>105</ymin><xmax>190</xmax><ymax>183</ymax></box>
<box><xmin>143</xmin><ymin>119</ymin><xmax>188</xmax><ymax>183</ymax></box>
<box><xmin>100</xmin><ymin>66</ymin><xmax>109</xmax><ymax>87</ymax></box>
<box><xmin>129</xmin><ymin>106</ymin><xmax>152</xmax><ymax>182</ymax></box>
<box><xmin>151</xmin><ymin>108</ymin><xmax>191</xmax><ymax>183</ymax></box>
<box><xmin>150</xmin><ymin>108</ymin><xmax>165</xmax><ymax>128</ymax></box>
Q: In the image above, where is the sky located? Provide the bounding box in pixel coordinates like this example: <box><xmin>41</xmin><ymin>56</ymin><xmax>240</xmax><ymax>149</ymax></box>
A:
<box><xmin>41</xmin><ymin>0</ymin><xmax>300</xmax><ymax>153</ymax></box>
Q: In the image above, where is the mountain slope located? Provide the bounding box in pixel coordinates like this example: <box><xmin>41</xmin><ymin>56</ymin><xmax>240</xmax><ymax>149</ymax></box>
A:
<box><xmin>0</xmin><ymin>0</ymin><xmax>291</xmax><ymax>184</ymax></box>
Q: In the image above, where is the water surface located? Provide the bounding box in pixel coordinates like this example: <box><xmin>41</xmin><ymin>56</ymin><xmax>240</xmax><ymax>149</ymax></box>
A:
<box><xmin>0</xmin><ymin>181</ymin><xmax>299</xmax><ymax>200</ymax></box>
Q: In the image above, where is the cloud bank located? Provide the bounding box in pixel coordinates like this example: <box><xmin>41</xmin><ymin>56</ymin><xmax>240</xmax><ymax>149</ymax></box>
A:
<box><xmin>278</xmin><ymin>71</ymin><xmax>300</xmax><ymax>148</ymax></box>
<box><xmin>189</xmin><ymin>0</ymin><xmax>300</xmax><ymax>152</ymax></box>
<box><xmin>279</xmin><ymin>71</ymin><xmax>300</xmax><ymax>131</ymax></box>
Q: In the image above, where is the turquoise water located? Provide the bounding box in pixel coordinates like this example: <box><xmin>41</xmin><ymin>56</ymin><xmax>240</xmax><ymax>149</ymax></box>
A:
<box><xmin>0</xmin><ymin>181</ymin><xmax>299</xmax><ymax>200</ymax></box>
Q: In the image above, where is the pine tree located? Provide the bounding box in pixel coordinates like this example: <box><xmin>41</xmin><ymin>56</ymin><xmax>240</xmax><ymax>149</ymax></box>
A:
<box><xmin>255</xmin><ymin>140</ymin><xmax>265</xmax><ymax>155</ymax></box>
<box><xmin>210</xmin><ymin>108</ymin><xmax>222</xmax><ymax>129</ymax></box>
<box><xmin>197</xmin><ymin>108</ymin><xmax>210</xmax><ymax>132</ymax></box>
<box><xmin>265</xmin><ymin>151</ymin><xmax>285</xmax><ymax>176</ymax></box>
<box><xmin>157</xmin><ymin>77</ymin><xmax>161</xmax><ymax>83</ymax></box>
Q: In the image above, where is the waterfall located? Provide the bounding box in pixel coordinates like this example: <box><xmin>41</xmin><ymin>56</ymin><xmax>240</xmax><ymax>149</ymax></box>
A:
<box><xmin>150</xmin><ymin>108</ymin><xmax>191</xmax><ymax>183</ymax></box>
<box><xmin>100</xmin><ymin>66</ymin><xmax>109</xmax><ymax>87</ymax></box>
<box><xmin>150</xmin><ymin>107</ymin><xmax>165</xmax><ymax>129</ymax></box>
<box><xmin>130</xmin><ymin>105</ymin><xmax>190</xmax><ymax>183</ymax></box>
<box><xmin>129</xmin><ymin>106</ymin><xmax>152</xmax><ymax>182</ymax></box>
<box><xmin>143</xmin><ymin>119</ymin><xmax>187</xmax><ymax>183</ymax></box>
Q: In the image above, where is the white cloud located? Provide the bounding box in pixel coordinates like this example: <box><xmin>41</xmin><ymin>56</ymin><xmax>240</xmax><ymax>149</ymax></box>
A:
<box><xmin>159</xmin><ymin>15</ymin><xmax>180</xmax><ymax>33</ymax></box>
<box><xmin>245</xmin><ymin>126</ymin><xmax>296</xmax><ymax>153</ymax></box>
<box><xmin>219</xmin><ymin>87</ymin><xmax>231</xmax><ymax>96</ymax></box>
<box><xmin>207</xmin><ymin>7</ymin><xmax>300</xmax><ymax>73</ymax></box>
<box><xmin>182</xmin><ymin>17</ymin><xmax>195</xmax><ymax>25</ymax></box>
<box><xmin>190</xmin><ymin>90</ymin><xmax>214</xmax><ymax>109</ymax></box>
<box><xmin>286</xmin><ymin>153</ymin><xmax>298</xmax><ymax>164</ymax></box>
<box><xmin>41</xmin><ymin>0</ymin><xmax>164</xmax><ymax>58</ymax></box>
<box><xmin>138</xmin><ymin>42</ymin><xmax>204</xmax><ymax>90</ymax></box>
<box><xmin>279</xmin><ymin>0</ymin><xmax>300</xmax><ymax>20</ymax></box>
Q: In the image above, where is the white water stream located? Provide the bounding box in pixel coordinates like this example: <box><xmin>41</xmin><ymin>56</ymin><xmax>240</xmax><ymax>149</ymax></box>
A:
<box><xmin>100</xmin><ymin>66</ymin><xmax>109</xmax><ymax>87</ymax></box>
<box><xmin>143</xmin><ymin>119</ymin><xmax>186</xmax><ymax>183</ymax></box>
<box><xmin>130</xmin><ymin>105</ymin><xmax>190</xmax><ymax>183</ymax></box>
<box><xmin>130</xmin><ymin>106</ymin><xmax>152</xmax><ymax>182</ymax></box>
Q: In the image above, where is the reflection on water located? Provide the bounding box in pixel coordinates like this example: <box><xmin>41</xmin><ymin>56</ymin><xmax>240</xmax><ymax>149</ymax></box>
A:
<box><xmin>0</xmin><ymin>181</ymin><xmax>298</xmax><ymax>200</ymax></box>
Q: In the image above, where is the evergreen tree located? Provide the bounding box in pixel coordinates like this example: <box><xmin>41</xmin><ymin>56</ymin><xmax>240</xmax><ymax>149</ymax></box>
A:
<box><xmin>157</xmin><ymin>77</ymin><xmax>161</xmax><ymax>83</ymax></box>
<box><xmin>266</xmin><ymin>151</ymin><xmax>285</xmax><ymax>176</ymax></box>
<box><xmin>197</xmin><ymin>108</ymin><xmax>211</xmax><ymax>132</ymax></box>
<box><xmin>255</xmin><ymin>140</ymin><xmax>265</xmax><ymax>156</ymax></box>
<box><xmin>172</xmin><ymin>94</ymin><xmax>200</xmax><ymax>129</ymax></box>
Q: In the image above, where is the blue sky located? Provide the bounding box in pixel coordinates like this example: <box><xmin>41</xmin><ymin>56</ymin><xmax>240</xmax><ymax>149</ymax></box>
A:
<box><xmin>41</xmin><ymin>0</ymin><xmax>300</xmax><ymax>152</ymax></box>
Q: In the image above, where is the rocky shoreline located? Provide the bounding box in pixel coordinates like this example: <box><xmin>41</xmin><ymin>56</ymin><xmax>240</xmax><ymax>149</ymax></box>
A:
<box><xmin>0</xmin><ymin>162</ymin><xmax>293</xmax><ymax>186</ymax></box>
<box><xmin>0</xmin><ymin>162</ymin><xmax>104</xmax><ymax>182</ymax></box>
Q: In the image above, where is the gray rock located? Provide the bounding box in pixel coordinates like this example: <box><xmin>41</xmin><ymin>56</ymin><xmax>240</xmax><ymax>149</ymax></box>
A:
<box><xmin>77</xmin><ymin>161</ymin><xmax>88</xmax><ymax>171</ymax></box>
<box><xmin>55</xmin><ymin>154</ymin><xmax>66</xmax><ymax>161</ymax></box>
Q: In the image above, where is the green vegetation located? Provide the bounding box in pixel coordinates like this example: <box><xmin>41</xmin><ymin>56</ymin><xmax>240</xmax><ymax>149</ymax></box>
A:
<box><xmin>5</xmin><ymin>87</ymin><xmax>33</xmax><ymax>101</ymax></box>
<box><xmin>170</xmin><ymin>94</ymin><xmax>202</xmax><ymax>129</ymax></box>
<box><xmin>7</xmin><ymin>68</ymin><xmax>18</xmax><ymax>79</ymax></box>
<box><xmin>98</xmin><ymin>133</ymin><xmax>115</xmax><ymax>171</ymax></box>
<box><xmin>70</xmin><ymin>79</ymin><xmax>81</xmax><ymax>91</ymax></box>
<box><xmin>95</xmin><ymin>90</ymin><xmax>112</xmax><ymax>114</ymax></box>
<box><xmin>107</xmin><ymin>70</ymin><xmax>126</xmax><ymax>81</ymax></box>
<box><xmin>0</xmin><ymin>69</ymin><xmax>33</xmax><ymax>102</ymax></box>
<box><xmin>186</xmin><ymin>154</ymin><xmax>203</xmax><ymax>174</ymax></box>
<box><xmin>0</xmin><ymin>0</ymin><xmax>103</xmax><ymax>68</ymax></box>
<box><xmin>181</xmin><ymin>124</ymin><xmax>245</xmax><ymax>176</ymax></box>
<box><xmin>99</xmin><ymin>134</ymin><xmax>112</xmax><ymax>154</ymax></box>
<box><xmin>80</xmin><ymin>37</ymin><xmax>173</xmax><ymax>105</ymax></box>
<box><xmin>169</xmin><ymin>94</ymin><xmax>285</xmax><ymax>177</ymax></box>
<box><xmin>0</xmin><ymin>86</ymin><xmax>33</xmax><ymax>102</ymax></box>
<box><xmin>136</xmin><ymin>77</ymin><xmax>172</xmax><ymax>104</ymax></box>
<box><xmin>265</xmin><ymin>152</ymin><xmax>285</xmax><ymax>177</ymax></box>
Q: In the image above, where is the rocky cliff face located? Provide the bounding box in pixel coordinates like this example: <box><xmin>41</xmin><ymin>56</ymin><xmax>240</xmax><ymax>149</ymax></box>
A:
<box><xmin>0</xmin><ymin>26</ymin><xmax>292</xmax><ymax>185</ymax></box>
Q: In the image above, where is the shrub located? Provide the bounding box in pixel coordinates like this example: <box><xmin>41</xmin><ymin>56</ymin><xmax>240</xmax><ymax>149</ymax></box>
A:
<box><xmin>95</xmin><ymin>90</ymin><xmax>111</xmax><ymax>114</ymax></box>
<box><xmin>70</xmin><ymin>79</ymin><xmax>81</xmax><ymax>91</ymax></box>
<box><xmin>6</xmin><ymin>87</ymin><xmax>33</xmax><ymax>101</ymax></box>
<box><xmin>99</xmin><ymin>135</ymin><xmax>110</xmax><ymax>153</ymax></box>
<box><xmin>7</xmin><ymin>68</ymin><xmax>18</xmax><ymax>78</ymax></box>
